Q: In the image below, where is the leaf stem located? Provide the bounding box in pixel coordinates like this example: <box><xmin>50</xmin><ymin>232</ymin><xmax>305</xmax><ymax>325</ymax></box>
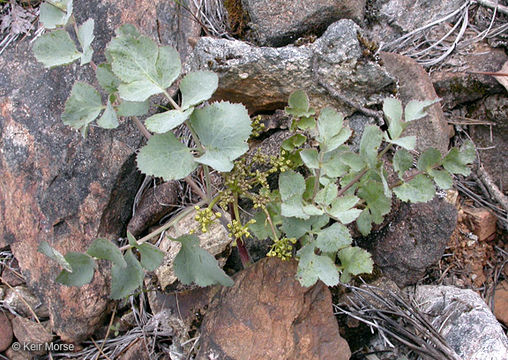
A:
<box><xmin>163</xmin><ymin>90</ymin><xmax>181</xmax><ymax>111</ymax></box>
<box><xmin>262</xmin><ymin>207</ymin><xmax>279</xmax><ymax>242</ymax></box>
<box><xmin>119</xmin><ymin>202</ymin><xmax>204</xmax><ymax>251</ymax></box>
<box><xmin>133</xmin><ymin>116</ymin><xmax>152</xmax><ymax>139</ymax></box>
<box><xmin>232</xmin><ymin>197</ymin><xmax>252</xmax><ymax>267</ymax></box>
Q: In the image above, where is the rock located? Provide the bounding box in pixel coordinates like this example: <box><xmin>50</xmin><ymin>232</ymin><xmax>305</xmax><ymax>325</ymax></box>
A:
<box><xmin>0</xmin><ymin>0</ymin><xmax>200</xmax><ymax>342</ymax></box>
<box><xmin>371</xmin><ymin>197</ymin><xmax>457</xmax><ymax>287</ymax></box>
<box><xmin>412</xmin><ymin>285</ymin><xmax>508</xmax><ymax>360</ymax></box>
<box><xmin>467</xmin><ymin>94</ymin><xmax>508</xmax><ymax>190</ymax></box>
<box><xmin>463</xmin><ymin>207</ymin><xmax>498</xmax><ymax>241</ymax></box>
<box><xmin>127</xmin><ymin>180</ymin><xmax>180</xmax><ymax>236</ymax></box>
<box><xmin>4</xmin><ymin>347</ymin><xmax>32</xmax><ymax>360</ymax></box>
<box><xmin>241</xmin><ymin>0</ymin><xmax>366</xmax><ymax>46</ymax></box>
<box><xmin>155</xmin><ymin>210</ymin><xmax>232</xmax><ymax>290</ymax></box>
<box><xmin>379</xmin><ymin>52</ymin><xmax>450</xmax><ymax>154</ymax></box>
<box><xmin>188</xmin><ymin>19</ymin><xmax>394</xmax><ymax>114</ymax></box>
<box><xmin>1</xmin><ymin>257</ymin><xmax>24</xmax><ymax>287</ymax></box>
<box><xmin>432</xmin><ymin>43</ymin><xmax>508</xmax><ymax>109</ymax></box>
<box><xmin>118</xmin><ymin>339</ymin><xmax>150</xmax><ymax>360</ymax></box>
<box><xmin>366</xmin><ymin>0</ymin><xmax>465</xmax><ymax>44</ymax></box>
<box><xmin>494</xmin><ymin>280</ymin><xmax>508</xmax><ymax>326</ymax></box>
<box><xmin>11</xmin><ymin>317</ymin><xmax>53</xmax><ymax>355</ymax></box>
<box><xmin>4</xmin><ymin>286</ymin><xmax>49</xmax><ymax>319</ymax></box>
<box><xmin>0</xmin><ymin>311</ymin><xmax>13</xmax><ymax>352</ymax></box>
<box><xmin>197</xmin><ymin>257</ymin><xmax>350</xmax><ymax>360</ymax></box>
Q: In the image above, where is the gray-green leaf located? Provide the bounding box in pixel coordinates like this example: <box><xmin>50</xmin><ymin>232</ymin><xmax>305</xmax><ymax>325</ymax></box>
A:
<box><xmin>190</xmin><ymin>102</ymin><xmax>251</xmax><ymax>172</ymax></box>
<box><xmin>137</xmin><ymin>243</ymin><xmax>165</xmax><ymax>271</ymax></box>
<box><xmin>393</xmin><ymin>148</ymin><xmax>413</xmax><ymax>178</ymax></box>
<box><xmin>61</xmin><ymin>82</ymin><xmax>103</xmax><ymax>132</ymax></box>
<box><xmin>39</xmin><ymin>0</ymin><xmax>73</xmax><ymax>29</ymax></box>
<box><xmin>110</xmin><ymin>249</ymin><xmax>144</xmax><ymax>299</ymax></box>
<box><xmin>87</xmin><ymin>238</ymin><xmax>126</xmax><ymax>268</ymax></box>
<box><xmin>56</xmin><ymin>252</ymin><xmax>95</xmax><ymax>287</ymax></box>
<box><xmin>116</xmin><ymin>100</ymin><xmax>150</xmax><ymax>117</ymax></box>
<box><xmin>338</xmin><ymin>246</ymin><xmax>373</xmax><ymax>282</ymax></box>
<box><xmin>136</xmin><ymin>132</ymin><xmax>197</xmax><ymax>180</ymax></box>
<box><xmin>33</xmin><ymin>29</ymin><xmax>81</xmax><ymax>68</ymax></box>
<box><xmin>96</xmin><ymin>63</ymin><xmax>121</xmax><ymax>94</ymax></box>
<box><xmin>442</xmin><ymin>140</ymin><xmax>475</xmax><ymax>176</ymax></box>
<box><xmin>296</xmin><ymin>244</ymin><xmax>340</xmax><ymax>287</ymax></box>
<box><xmin>180</xmin><ymin>71</ymin><xmax>218</xmax><ymax>110</ymax></box>
<box><xmin>393</xmin><ymin>174</ymin><xmax>435</xmax><ymax>202</ymax></box>
<box><xmin>38</xmin><ymin>241</ymin><xmax>72</xmax><ymax>272</ymax></box>
<box><xmin>97</xmin><ymin>100</ymin><xmax>119</xmax><ymax>129</ymax></box>
<box><xmin>328</xmin><ymin>195</ymin><xmax>362</xmax><ymax>224</ymax></box>
<box><xmin>77</xmin><ymin>18</ymin><xmax>94</xmax><ymax>65</ymax></box>
<box><xmin>108</xmin><ymin>26</ymin><xmax>181</xmax><ymax>101</ymax></box>
<box><xmin>300</xmin><ymin>149</ymin><xmax>319</xmax><ymax>169</ymax></box>
<box><xmin>316</xmin><ymin>223</ymin><xmax>352</xmax><ymax>253</ymax></box>
<box><xmin>145</xmin><ymin>108</ymin><xmax>194</xmax><ymax>133</ymax></box>
<box><xmin>417</xmin><ymin>148</ymin><xmax>441</xmax><ymax>172</ymax></box>
<box><xmin>404</xmin><ymin>99</ymin><xmax>440</xmax><ymax>122</ymax></box>
<box><xmin>173</xmin><ymin>235</ymin><xmax>234</xmax><ymax>287</ymax></box>
<box><xmin>429</xmin><ymin>169</ymin><xmax>453</xmax><ymax>189</ymax></box>
<box><xmin>383</xmin><ymin>97</ymin><xmax>404</xmax><ymax>140</ymax></box>
<box><xmin>359</xmin><ymin>125</ymin><xmax>383</xmax><ymax>168</ymax></box>
<box><xmin>285</xmin><ymin>90</ymin><xmax>315</xmax><ymax>118</ymax></box>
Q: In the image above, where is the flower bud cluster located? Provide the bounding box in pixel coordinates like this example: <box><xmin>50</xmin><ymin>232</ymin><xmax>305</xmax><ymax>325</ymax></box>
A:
<box><xmin>267</xmin><ymin>237</ymin><xmax>298</xmax><ymax>260</ymax></box>
<box><xmin>193</xmin><ymin>206</ymin><xmax>221</xmax><ymax>233</ymax></box>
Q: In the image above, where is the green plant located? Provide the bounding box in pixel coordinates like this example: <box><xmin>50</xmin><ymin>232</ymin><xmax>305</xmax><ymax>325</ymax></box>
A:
<box><xmin>33</xmin><ymin>1</ymin><xmax>475</xmax><ymax>298</ymax></box>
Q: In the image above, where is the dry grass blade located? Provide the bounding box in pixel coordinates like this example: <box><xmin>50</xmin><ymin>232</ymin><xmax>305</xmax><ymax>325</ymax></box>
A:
<box><xmin>335</xmin><ymin>284</ymin><xmax>462</xmax><ymax>360</ymax></box>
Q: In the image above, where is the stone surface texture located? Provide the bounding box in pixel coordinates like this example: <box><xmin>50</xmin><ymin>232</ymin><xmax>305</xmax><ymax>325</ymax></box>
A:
<box><xmin>11</xmin><ymin>317</ymin><xmax>53</xmax><ymax>355</ymax></box>
<box><xmin>431</xmin><ymin>44</ymin><xmax>508</xmax><ymax>110</ymax></box>
<box><xmin>197</xmin><ymin>257</ymin><xmax>350</xmax><ymax>360</ymax></box>
<box><xmin>155</xmin><ymin>210</ymin><xmax>232</xmax><ymax>290</ymax></box>
<box><xmin>412</xmin><ymin>285</ymin><xmax>508</xmax><ymax>360</ymax></box>
<box><xmin>0</xmin><ymin>311</ymin><xmax>13</xmax><ymax>352</ymax></box>
<box><xmin>371</xmin><ymin>197</ymin><xmax>458</xmax><ymax>287</ymax></box>
<box><xmin>379</xmin><ymin>52</ymin><xmax>450</xmax><ymax>154</ymax></box>
<box><xmin>241</xmin><ymin>0</ymin><xmax>366</xmax><ymax>46</ymax></box>
<box><xmin>4</xmin><ymin>286</ymin><xmax>49</xmax><ymax>319</ymax></box>
<box><xmin>467</xmin><ymin>94</ymin><xmax>508</xmax><ymax>190</ymax></box>
<box><xmin>0</xmin><ymin>0</ymin><xmax>200</xmax><ymax>342</ymax></box>
<box><xmin>494</xmin><ymin>280</ymin><xmax>508</xmax><ymax>326</ymax></box>
<box><xmin>366</xmin><ymin>0</ymin><xmax>465</xmax><ymax>44</ymax></box>
<box><xmin>188</xmin><ymin>19</ymin><xmax>394</xmax><ymax>115</ymax></box>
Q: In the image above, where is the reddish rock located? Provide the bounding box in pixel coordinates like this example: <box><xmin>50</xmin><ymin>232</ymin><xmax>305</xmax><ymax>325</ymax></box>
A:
<box><xmin>0</xmin><ymin>0</ymin><xmax>200</xmax><ymax>342</ymax></box>
<box><xmin>464</xmin><ymin>207</ymin><xmax>497</xmax><ymax>241</ymax></box>
<box><xmin>197</xmin><ymin>257</ymin><xmax>350</xmax><ymax>360</ymax></box>
<box><xmin>371</xmin><ymin>197</ymin><xmax>457</xmax><ymax>287</ymax></box>
<box><xmin>494</xmin><ymin>280</ymin><xmax>508</xmax><ymax>326</ymax></box>
<box><xmin>0</xmin><ymin>311</ymin><xmax>13</xmax><ymax>352</ymax></box>
<box><xmin>379</xmin><ymin>52</ymin><xmax>450</xmax><ymax>155</ymax></box>
<box><xmin>11</xmin><ymin>317</ymin><xmax>53</xmax><ymax>355</ymax></box>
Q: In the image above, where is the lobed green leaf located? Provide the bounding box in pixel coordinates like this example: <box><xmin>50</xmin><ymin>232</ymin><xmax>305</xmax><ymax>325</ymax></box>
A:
<box><xmin>87</xmin><ymin>238</ymin><xmax>126</xmax><ymax>268</ymax></box>
<box><xmin>173</xmin><ymin>235</ymin><xmax>234</xmax><ymax>287</ymax></box>
<box><xmin>38</xmin><ymin>241</ymin><xmax>72</xmax><ymax>272</ymax></box>
<box><xmin>180</xmin><ymin>71</ymin><xmax>218</xmax><ymax>110</ymax></box>
<box><xmin>393</xmin><ymin>174</ymin><xmax>435</xmax><ymax>202</ymax></box>
<box><xmin>96</xmin><ymin>63</ymin><xmax>121</xmax><ymax>94</ymax></box>
<box><xmin>77</xmin><ymin>18</ymin><xmax>94</xmax><ymax>65</ymax></box>
<box><xmin>404</xmin><ymin>99</ymin><xmax>440</xmax><ymax>122</ymax></box>
<box><xmin>285</xmin><ymin>90</ymin><xmax>315</xmax><ymax>118</ymax></box>
<box><xmin>137</xmin><ymin>243</ymin><xmax>165</xmax><ymax>271</ymax></box>
<box><xmin>110</xmin><ymin>250</ymin><xmax>144</xmax><ymax>299</ymax></box>
<box><xmin>315</xmin><ymin>223</ymin><xmax>352</xmax><ymax>253</ymax></box>
<box><xmin>61</xmin><ymin>82</ymin><xmax>103</xmax><ymax>133</ymax></box>
<box><xmin>56</xmin><ymin>252</ymin><xmax>95</xmax><ymax>287</ymax></box>
<box><xmin>429</xmin><ymin>169</ymin><xmax>453</xmax><ymax>190</ymax></box>
<box><xmin>33</xmin><ymin>29</ymin><xmax>81</xmax><ymax>68</ymax></box>
<box><xmin>97</xmin><ymin>100</ymin><xmax>119</xmax><ymax>129</ymax></box>
<box><xmin>328</xmin><ymin>195</ymin><xmax>362</xmax><ymax>224</ymax></box>
<box><xmin>136</xmin><ymin>132</ymin><xmax>197</xmax><ymax>181</ymax></box>
<box><xmin>39</xmin><ymin>0</ymin><xmax>73</xmax><ymax>29</ymax></box>
<box><xmin>338</xmin><ymin>247</ymin><xmax>373</xmax><ymax>283</ymax></box>
<box><xmin>145</xmin><ymin>108</ymin><xmax>194</xmax><ymax>134</ymax></box>
<box><xmin>190</xmin><ymin>102</ymin><xmax>251</xmax><ymax>172</ymax></box>
<box><xmin>359</xmin><ymin>126</ymin><xmax>383</xmax><ymax>168</ymax></box>
<box><xmin>393</xmin><ymin>148</ymin><xmax>413</xmax><ymax>178</ymax></box>
<box><xmin>417</xmin><ymin>148</ymin><xmax>441</xmax><ymax>172</ymax></box>
<box><xmin>300</xmin><ymin>149</ymin><xmax>319</xmax><ymax>169</ymax></box>
<box><xmin>442</xmin><ymin>140</ymin><xmax>475</xmax><ymax>176</ymax></box>
<box><xmin>296</xmin><ymin>244</ymin><xmax>340</xmax><ymax>287</ymax></box>
<box><xmin>383</xmin><ymin>98</ymin><xmax>404</xmax><ymax>140</ymax></box>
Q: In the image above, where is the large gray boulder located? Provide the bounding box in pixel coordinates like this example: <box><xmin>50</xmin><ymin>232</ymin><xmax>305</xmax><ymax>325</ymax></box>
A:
<box><xmin>241</xmin><ymin>0</ymin><xmax>366</xmax><ymax>46</ymax></box>
<box><xmin>188</xmin><ymin>19</ymin><xmax>394</xmax><ymax>115</ymax></box>
<box><xmin>411</xmin><ymin>285</ymin><xmax>508</xmax><ymax>360</ymax></box>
